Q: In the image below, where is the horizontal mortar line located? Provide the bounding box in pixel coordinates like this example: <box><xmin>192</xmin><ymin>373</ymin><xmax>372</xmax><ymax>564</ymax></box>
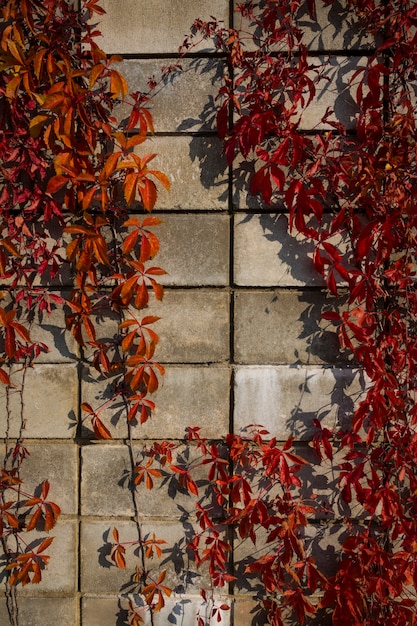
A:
<box><xmin>108</xmin><ymin>51</ymin><xmax>228</xmax><ymax>61</ymax></box>
<box><xmin>231</xmin><ymin>362</ymin><xmax>359</xmax><ymax>369</ymax></box>
<box><xmin>78</xmin><ymin>437</ymin><xmax>231</xmax><ymax>446</ymax></box>
<box><xmin>152</xmin><ymin>208</ymin><xmax>231</xmax><ymax>214</ymax></box>
<box><xmin>230</xmin><ymin>284</ymin><xmax>340</xmax><ymax>292</ymax></box>
<box><xmin>151</xmin><ymin>131</ymin><xmax>219</xmax><ymax>137</ymax></box>
<box><xmin>79</xmin><ymin>514</ymin><xmax>189</xmax><ymax>522</ymax></box>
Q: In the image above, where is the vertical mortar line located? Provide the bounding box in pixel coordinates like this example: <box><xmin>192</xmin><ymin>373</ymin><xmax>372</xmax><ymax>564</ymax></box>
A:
<box><xmin>76</xmin><ymin>350</ymin><xmax>84</xmax><ymax>626</ymax></box>
<box><xmin>227</xmin><ymin>0</ymin><xmax>236</xmax><ymax>621</ymax></box>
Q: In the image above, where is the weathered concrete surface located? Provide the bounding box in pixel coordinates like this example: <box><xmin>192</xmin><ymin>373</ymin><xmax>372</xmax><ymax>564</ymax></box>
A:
<box><xmin>0</xmin><ymin>598</ymin><xmax>77</xmax><ymax>626</ymax></box>
<box><xmin>81</xmin><ymin>365</ymin><xmax>230</xmax><ymax>439</ymax></box>
<box><xmin>97</xmin><ymin>0</ymin><xmax>230</xmax><ymax>54</ymax></box>
<box><xmin>141</xmin><ymin>136</ymin><xmax>228</xmax><ymax>210</ymax></box>
<box><xmin>0</xmin><ymin>364</ymin><xmax>78</xmax><ymax>438</ymax></box>
<box><xmin>234</xmin><ymin>290</ymin><xmax>346</xmax><ymax>365</ymax></box>
<box><xmin>234</xmin><ymin>365</ymin><xmax>366</xmax><ymax>439</ymax></box>
<box><xmin>156</xmin><ymin>213</ymin><xmax>230</xmax><ymax>286</ymax></box>
<box><xmin>115</xmin><ymin>58</ymin><xmax>225</xmax><ymax>133</ymax></box>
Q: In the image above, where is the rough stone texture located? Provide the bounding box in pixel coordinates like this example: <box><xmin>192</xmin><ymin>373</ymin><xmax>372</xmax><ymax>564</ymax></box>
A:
<box><xmin>152</xmin><ymin>290</ymin><xmax>230</xmax><ymax>363</ymax></box>
<box><xmin>0</xmin><ymin>364</ymin><xmax>78</xmax><ymax>438</ymax></box>
<box><xmin>14</xmin><ymin>520</ymin><xmax>77</xmax><ymax>594</ymax></box>
<box><xmin>115</xmin><ymin>58</ymin><xmax>225</xmax><ymax>133</ymax></box>
<box><xmin>156</xmin><ymin>213</ymin><xmax>230</xmax><ymax>286</ymax></box>
<box><xmin>81</xmin><ymin>443</ymin><xmax>207</xmax><ymax>518</ymax></box>
<box><xmin>142</xmin><ymin>136</ymin><xmax>228</xmax><ymax>211</ymax></box>
<box><xmin>81</xmin><ymin>365</ymin><xmax>230</xmax><ymax>439</ymax></box>
<box><xmin>82</xmin><ymin>595</ymin><xmax>230</xmax><ymax>626</ymax></box>
<box><xmin>19</xmin><ymin>442</ymin><xmax>78</xmax><ymax>514</ymax></box>
<box><xmin>234</xmin><ymin>213</ymin><xmax>322</xmax><ymax>287</ymax></box>
<box><xmin>234</xmin><ymin>290</ymin><xmax>347</xmax><ymax>365</ymax></box>
<box><xmin>80</xmin><ymin>520</ymin><xmax>213</xmax><ymax>594</ymax></box>
<box><xmin>233</xmin><ymin>0</ymin><xmax>376</xmax><ymax>51</ymax></box>
<box><xmin>0</xmin><ymin>598</ymin><xmax>78</xmax><ymax>626</ymax></box>
<box><xmin>234</xmin><ymin>365</ymin><xmax>366</xmax><ymax>439</ymax></box>
<box><xmin>97</xmin><ymin>0</ymin><xmax>230</xmax><ymax>54</ymax></box>
<box><xmin>234</xmin><ymin>213</ymin><xmax>349</xmax><ymax>287</ymax></box>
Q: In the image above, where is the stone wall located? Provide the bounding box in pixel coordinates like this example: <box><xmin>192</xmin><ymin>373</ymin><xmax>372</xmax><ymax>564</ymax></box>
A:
<box><xmin>0</xmin><ymin>1</ymin><xmax>371</xmax><ymax>624</ymax></box>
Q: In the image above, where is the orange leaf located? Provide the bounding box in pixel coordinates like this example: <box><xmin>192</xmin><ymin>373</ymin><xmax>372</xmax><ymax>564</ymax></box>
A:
<box><xmin>91</xmin><ymin>415</ymin><xmax>112</xmax><ymax>439</ymax></box>
<box><xmin>124</xmin><ymin>172</ymin><xmax>138</xmax><ymax>206</ymax></box>
<box><xmin>140</xmin><ymin>179</ymin><xmax>157</xmax><ymax>211</ymax></box>
<box><xmin>0</xmin><ymin>368</ymin><xmax>10</xmax><ymax>385</ymax></box>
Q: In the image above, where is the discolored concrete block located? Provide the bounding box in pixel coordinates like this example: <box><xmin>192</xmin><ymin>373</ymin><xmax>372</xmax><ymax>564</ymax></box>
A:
<box><xmin>80</xmin><ymin>520</ymin><xmax>213</xmax><ymax>594</ymax></box>
<box><xmin>81</xmin><ymin>365</ymin><xmax>230</xmax><ymax>440</ymax></box>
<box><xmin>0</xmin><ymin>364</ymin><xmax>78</xmax><ymax>439</ymax></box>
<box><xmin>138</xmin><ymin>136</ymin><xmax>228</xmax><ymax>211</ymax></box>
<box><xmin>234</xmin><ymin>290</ymin><xmax>346</xmax><ymax>365</ymax></box>
<box><xmin>0</xmin><ymin>597</ymin><xmax>77</xmax><ymax>626</ymax></box>
<box><xmin>97</xmin><ymin>0</ymin><xmax>230</xmax><ymax>54</ymax></box>
<box><xmin>234</xmin><ymin>365</ymin><xmax>366</xmax><ymax>440</ymax></box>
<box><xmin>156</xmin><ymin>213</ymin><xmax>230</xmax><ymax>287</ymax></box>
<box><xmin>114</xmin><ymin>58</ymin><xmax>226</xmax><ymax>133</ymax></box>
<box><xmin>19</xmin><ymin>442</ymin><xmax>78</xmax><ymax>514</ymax></box>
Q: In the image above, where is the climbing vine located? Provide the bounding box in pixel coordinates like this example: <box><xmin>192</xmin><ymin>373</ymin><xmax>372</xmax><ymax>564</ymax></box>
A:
<box><xmin>2</xmin><ymin>1</ymin><xmax>417</xmax><ymax>625</ymax></box>
<box><xmin>115</xmin><ymin>1</ymin><xmax>417</xmax><ymax>625</ymax></box>
<box><xmin>0</xmin><ymin>0</ymin><xmax>167</xmax><ymax>622</ymax></box>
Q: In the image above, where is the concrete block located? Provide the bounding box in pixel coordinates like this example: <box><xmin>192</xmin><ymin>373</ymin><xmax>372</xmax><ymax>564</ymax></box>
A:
<box><xmin>156</xmin><ymin>214</ymin><xmax>230</xmax><ymax>287</ymax></box>
<box><xmin>81</xmin><ymin>520</ymin><xmax>213</xmax><ymax>594</ymax></box>
<box><xmin>13</xmin><ymin>520</ymin><xmax>78</xmax><ymax>594</ymax></box>
<box><xmin>114</xmin><ymin>58</ymin><xmax>225</xmax><ymax>133</ymax></box>
<box><xmin>81</xmin><ymin>597</ymin><xmax>123</xmax><ymax>626</ymax></box>
<box><xmin>0</xmin><ymin>597</ymin><xmax>77</xmax><ymax>626</ymax></box>
<box><xmin>81</xmin><ymin>365</ymin><xmax>230</xmax><ymax>440</ymax></box>
<box><xmin>0</xmin><ymin>291</ymin><xmax>78</xmax><ymax>363</ymax></box>
<box><xmin>97</xmin><ymin>0</ymin><xmax>230</xmax><ymax>54</ymax></box>
<box><xmin>138</xmin><ymin>136</ymin><xmax>228</xmax><ymax>211</ymax></box>
<box><xmin>19</xmin><ymin>442</ymin><xmax>78</xmax><ymax>514</ymax></box>
<box><xmin>234</xmin><ymin>213</ymin><xmax>350</xmax><ymax>287</ymax></box>
<box><xmin>81</xmin><ymin>443</ymin><xmax>213</xmax><ymax>518</ymax></box>
<box><xmin>234</xmin><ymin>214</ymin><xmax>322</xmax><ymax>287</ymax></box>
<box><xmin>153</xmin><ymin>290</ymin><xmax>230</xmax><ymax>363</ymax></box>
<box><xmin>233</xmin><ymin>0</ymin><xmax>376</xmax><ymax>51</ymax></box>
<box><xmin>29</xmin><ymin>298</ymin><xmax>79</xmax><ymax>363</ymax></box>
<box><xmin>82</xmin><ymin>594</ymin><xmax>230</xmax><ymax>626</ymax></box>
<box><xmin>234</xmin><ymin>290</ymin><xmax>347</xmax><ymax>365</ymax></box>
<box><xmin>299</xmin><ymin>56</ymin><xmax>366</xmax><ymax>131</ymax></box>
<box><xmin>0</xmin><ymin>364</ymin><xmax>78</xmax><ymax>439</ymax></box>
<box><xmin>234</xmin><ymin>365</ymin><xmax>366</xmax><ymax>440</ymax></box>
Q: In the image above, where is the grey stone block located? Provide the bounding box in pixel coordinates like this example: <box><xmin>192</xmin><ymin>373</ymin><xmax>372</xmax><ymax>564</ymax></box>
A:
<box><xmin>29</xmin><ymin>299</ymin><xmax>79</xmax><ymax>363</ymax></box>
<box><xmin>114</xmin><ymin>58</ymin><xmax>225</xmax><ymax>133</ymax></box>
<box><xmin>13</xmin><ymin>520</ymin><xmax>78</xmax><ymax>594</ymax></box>
<box><xmin>234</xmin><ymin>213</ymin><xmax>349</xmax><ymax>287</ymax></box>
<box><xmin>139</xmin><ymin>136</ymin><xmax>228</xmax><ymax>211</ymax></box>
<box><xmin>81</xmin><ymin>443</ymin><xmax>208</xmax><ymax>518</ymax></box>
<box><xmin>81</xmin><ymin>597</ymin><xmax>122</xmax><ymax>626</ymax></box>
<box><xmin>234</xmin><ymin>214</ymin><xmax>323</xmax><ymax>287</ymax></box>
<box><xmin>97</xmin><ymin>0</ymin><xmax>230</xmax><ymax>54</ymax></box>
<box><xmin>156</xmin><ymin>214</ymin><xmax>230</xmax><ymax>287</ymax></box>
<box><xmin>18</xmin><ymin>442</ymin><xmax>78</xmax><ymax>514</ymax></box>
<box><xmin>234</xmin><ymin>365</ymin><xmax>366</xmax><ymax>440</ymax></box>
<box><xmin>234</xmin><ymin>290</ymin><xmax>346</xmax><ymax>365</ymax></box>
<box><xmin>81</xmin><ymin>365</ymin><xmax>229</xmax><ymax>439</ymax></box>
<box><xmin>0</xmin><ymin>597</ymin><xmax>77</xmax><ymax>626</ymax></box>
<box><xmin>299</xmin><ymin>56</ymin><xmax>365</xmax><ymax>131</ymax></box>
<box><xmin>234</xmin><ymin>0</ymin><xmax>376</xmax><ymax>51</ymax></box>
<box><xmin>80</xmin><ymin>520</ymin><xmax>213</xmax><ymax>594</ymax></box>
<box><xmin>0</xmin><ymin>364</ymin><xmax>78</xmax><ymax>439</ymax></box>
<box><xmin>153</xmin><ymin>290</ymin><xmax>230</xmax><ymax>363</ymax></box>
<box><xmin>82</xmin><ymin>594</ymin><xmax>230</xmax><ymax>626</ymax></box>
